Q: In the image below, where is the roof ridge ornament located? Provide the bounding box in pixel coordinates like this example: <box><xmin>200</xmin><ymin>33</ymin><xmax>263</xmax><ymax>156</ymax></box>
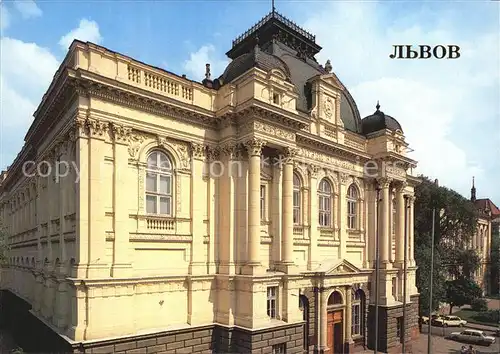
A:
<box><xmin>376</xmin><ymin>101</ymin><xmax>381</xmax><ymax>111</ymax></box>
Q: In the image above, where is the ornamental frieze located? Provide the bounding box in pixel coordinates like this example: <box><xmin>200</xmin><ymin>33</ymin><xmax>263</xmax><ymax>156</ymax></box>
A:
<box><xmin>254</xmin><ymin>121</ymin><xmax>295</xmax><ymax>142</ymax></box>
<box><xmin>297</xmin><ymin>148</ymin><xmax>357</xmax><ymax>171</ymax></box>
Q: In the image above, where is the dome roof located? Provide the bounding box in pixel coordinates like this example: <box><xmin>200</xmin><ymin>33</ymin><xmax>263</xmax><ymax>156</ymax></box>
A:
<box><xmin>218</xmin><ymin>45</ymin><xmax>292</xmax><ymax>84</ymax></box>
<box><xmin>361</xmin><ymin>102</ymin><xmax>403</xmax><ymax>135</ymax></box>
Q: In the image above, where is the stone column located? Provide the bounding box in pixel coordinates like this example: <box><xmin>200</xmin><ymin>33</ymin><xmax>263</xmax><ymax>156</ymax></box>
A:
<box><xmin>271</xmin><ymin>162</ymin><xmax>282</xmax><ymax>268</ymax></box>
<box><xmin>281</xmin><ymin>147</ymin><xmax>297</xmax><ymax>270</ymax></box>
<box><xmin>308</xmin><ymin>166</ymin><xmax>319</xmax><ymax>270</ymax></box>
<box><xmin>243</xmin><ymin>138</ymin><xmax>265</xmax><ymax>274</ymax></box>
<box><xmin>110</xmin><ymin>125</ymin><xmax>132</xmax><ymax>277</ymax></box>
<box><xmin>319</xmin><ymin>288</ymin><xmax>329</xmax><ymax>352</ymax></box>
<box><xmin>408</xmin><ymin>195</ymin><xmax>416</xmax><ymax>266</ymax></box>
<box><xmin>189</xmin><ymin>143</ymin><xmax>206</xmax><ymax>275</ymax></box>
<box><xmin>395</xmin><ymin>182</ymin><xmax>407</xmax><ymax>267</ymax></box>
<box><xmin>377</xmin><ymin>177</ymin><xmax>392</xmax><ymax>268</ymax></box>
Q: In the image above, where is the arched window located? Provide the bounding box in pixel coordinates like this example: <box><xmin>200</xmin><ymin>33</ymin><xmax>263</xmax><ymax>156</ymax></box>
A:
<box><xmin>318</xmin><ymin>179</ymin><xmax>332</xmax><ymax>227</ymax></box>
<box><xmin>352</xmin><ymin>289</ymin><xmax>365</xmax><ymax>336</ymax></box>
<box><xmin>293</xmin><ymin>173</ymin><xmax>301</xmax><ymax>225</ymax></box>
<box><xmin>146</xmin><ymin>151</ymin><xmax>173</xmax><ymax>215</ymax></box>
<box><xmin>347</xmin><ymin>184</ymin><xmax>358</xmax><ymax>229</ymax></box>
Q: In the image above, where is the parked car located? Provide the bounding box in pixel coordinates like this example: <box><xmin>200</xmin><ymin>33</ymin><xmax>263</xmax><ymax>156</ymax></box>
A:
<box><xmin>432</xmin><ymin>315</ymin><xmax>467</xmax><ymax>327</ymax></box>
<box><xmin>421</xmin><ymin>314</ymin><xmax>440</xmax><ymax>324</ymax></box>
<box><xmin>449</xmin><ymin>329</ymin><xmax>496</xmax><ymax>346</ymax></box>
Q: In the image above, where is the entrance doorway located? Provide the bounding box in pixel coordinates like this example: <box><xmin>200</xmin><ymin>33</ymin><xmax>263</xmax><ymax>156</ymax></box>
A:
<box><xmin>327</xmin><ymin>310</ymin><xmax>343</xmax><ymax>354</ymax></box>
<box><xmin>327</xmin><ymin>291</ymin><xmax>344</xmax><ymax>354</ymax></box>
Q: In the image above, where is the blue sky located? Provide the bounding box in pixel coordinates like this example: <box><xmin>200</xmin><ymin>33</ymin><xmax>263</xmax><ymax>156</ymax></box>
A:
<box><xmin>1</xmin><ymin>0</ymin><xmax>499</xmax><ymax>203</ymax></box>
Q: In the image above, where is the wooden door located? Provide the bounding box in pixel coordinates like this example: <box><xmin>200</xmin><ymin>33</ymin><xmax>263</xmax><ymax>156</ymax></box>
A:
<box><xmin>327</xmin><ymin>311</ymin><xmax>343</xmax><ymax>353</ymax></box>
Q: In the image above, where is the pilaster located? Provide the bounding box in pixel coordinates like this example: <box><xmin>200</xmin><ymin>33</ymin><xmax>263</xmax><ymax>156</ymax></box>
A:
<box><xmin>73</xmin><ymin>118</ymin><xmax>90</xmax><ymax>278</ymax></box>
<box><xmin>218</xmin><ymin>143</ymin><xmax>238</xmax><ymax>275</ymax></box>
<box><xmin>189</xmin><ymin>143</ymin><xmax>207</xmax><ymax>275</ymax></box>
<box><xmin>319</xmin><ymin>288</ymin><xmax>329</xmax><ymax>353</ymax></box>
<box><xmin>408</xmin><ymin>195</ymin><xmax>415</xmax><ymax>266</ymax></box>
<box><xmin>110</xmin><ymin>124</ymin><xmax>133</xmax><ymax>277</ymax></box>
<box><xmin>271</xmin><ymin>162</ymin><xmax>283</xmax><ymax>269</ymax></box>
<box><xmin>339</xmin><ymin>173</ymin><xmax>349</xmax><ymax>259</ymax></box>
<box><xmin>308</xmin><ymin>166</ymin><xmax>319</xmax><ymax>270</ymax></box>
<box><xmin>345</xmin><ymin>286</ymin><xmax>353</xmax><ymax>346</ymax></box>
<box><xmin>86</xmin><ymin>118</ymin><xmax>108</xmax><ymax>278</ymax></box>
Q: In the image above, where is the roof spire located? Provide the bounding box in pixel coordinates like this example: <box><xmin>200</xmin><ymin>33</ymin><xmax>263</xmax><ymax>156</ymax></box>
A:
<box><xmin>272</xmin><ymin>0</ymin><xmax>275</xmax><ymax>13</ymax></box>
<box><xmin>471</xmin><ymin>176</ymin><xmax>477</xmax><ymax>202</ymax></box>
<box><xmin>376</xmin><ymin>101</ymin><xmax>380</xmax><ymax>111</ymax></box>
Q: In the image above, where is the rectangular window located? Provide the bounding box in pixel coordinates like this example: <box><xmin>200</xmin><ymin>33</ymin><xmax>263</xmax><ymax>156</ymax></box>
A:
<box><xmin>146</xmin><ymin>195</ymin><xmax>157</xmax><ymax>214</ymax></box>
<box><xmin>352</xmin><ymin>304</ymin><xmax>360</xmax><ymax>335</ymax></box>
<box><xmin>260</xmin><ymin>185</ymin><xmax>266</xmax><ymax>220</ymax></box>
<box><xmin>348</xmin><ymin>200</ymin><xmax>356</xmax><ymax>229</ymax></box>
<box><xmin>318</xmin><ymin>196</ymin><xmax>331</xmax><ymax>227</ymax></box>
<box><xmin>293</xmin><ymin>190</ymin><xmax>300</xmax><ymax>224</ymax></box>
<box><xmin>272</xmin><ymin>343</ymin><xmax>286</xmax><ymax>354</ymax></box>
<box><xmin>267</xmin><ymin>286</ymin><xmax>278</xmax><ymax>319</ymax></box>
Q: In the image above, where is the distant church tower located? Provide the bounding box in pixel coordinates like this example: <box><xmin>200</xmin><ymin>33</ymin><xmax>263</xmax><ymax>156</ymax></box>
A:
<box><xmin>471</xmin><ymin>176</ymin><xmax>476</xmax><ymax>202</ymax></box>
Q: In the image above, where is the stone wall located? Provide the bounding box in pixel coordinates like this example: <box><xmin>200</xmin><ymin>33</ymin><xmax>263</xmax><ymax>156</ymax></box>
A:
<box><xmin>366</xmin><ymin>294</ymin><xmax>419</xmax><ymax>353</ymax></box>
<box><xmin>215</xmin><ymin>322</ymin><xmax>304</xmax><ymax>354</ymax></box>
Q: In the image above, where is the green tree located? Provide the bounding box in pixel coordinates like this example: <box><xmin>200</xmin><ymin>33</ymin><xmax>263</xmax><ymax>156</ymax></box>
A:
<box><xmin>414</xmin><ymin>176</ymin><xmax>479</xmax><ymax>315</ymax></box>
<box><xmin>445</xmin><ymin>277</ymin><xmax>483</xmax><ymax>314</ymax></box>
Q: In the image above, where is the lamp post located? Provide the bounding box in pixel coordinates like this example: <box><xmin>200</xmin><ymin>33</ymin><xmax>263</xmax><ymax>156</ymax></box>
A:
<box><xmin>402</xmin><ymin>195</ymin><xmax>409</xmax><ymax>353</ymax></box>
<box><xmin>427</xmin><ymin>179</ymin><xmax>439</xmax><ymax>354</ymax></box>
<box><xmin>374</xmin><ymin>184</ymin><xmax>381</xmax><ymax>354</ymax></box>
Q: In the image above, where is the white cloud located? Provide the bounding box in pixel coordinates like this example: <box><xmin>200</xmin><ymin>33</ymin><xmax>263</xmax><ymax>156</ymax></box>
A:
<box><xmin>13</xmin><ymin>0</ymin><xmax>42</xmax><ymax>19</ymax></box>
<box><xmin>0</xmin><ymin>2</ymin><xmax>10</xmax><ymax>30</ymax></box>
<box><xmin>58</xmin><ymin>18</ymin><xmax>102</xmax><ymax>51</ymax></box>
<box><xmin>302</xmin><ymin>1</ymin><xmax>499</xmax><ymax>200</ymax></box>
<box><xmin>0</xmin><ymin>37</ymin><xmax>59</xmax><ymax>169</ymax></box>
<box><xmin>182</xmin><ymin>44</ymin><xmax>228</xmax><ymax>81</ymax></box>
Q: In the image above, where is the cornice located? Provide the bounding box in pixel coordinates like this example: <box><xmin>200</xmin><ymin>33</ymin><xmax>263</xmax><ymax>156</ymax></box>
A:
<box><xmin>69</xmin><ymin>69</ymin><xmax>217</xmax><ymax>129</ymax></box>
<box><xmin>216</xmin><ymin>99</ymin><xmax>310</xmax><ymax>133</ymax></box>
<box><xmin>296</xmin><ymin>131</ymin><xmax>372</xmax><ymax>163</ymax></box>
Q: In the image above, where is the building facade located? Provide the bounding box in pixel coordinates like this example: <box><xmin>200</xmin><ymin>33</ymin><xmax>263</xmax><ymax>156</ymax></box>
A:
<box><xmin>0</xmin><ymin>11</ymin><xmax>420</xmax><ymax>354</ymax></box>
<box><xmin>470</xmin><ymin>179</ymin><xmax>500</xmax><ymax>295</ymax></box>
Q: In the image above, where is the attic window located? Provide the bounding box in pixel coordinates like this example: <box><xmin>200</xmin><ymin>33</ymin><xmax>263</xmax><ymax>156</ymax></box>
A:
<box><xmin>273</xmin><ymin>93</ymin><xmax>280</xmax><ymax>105</ymax></box>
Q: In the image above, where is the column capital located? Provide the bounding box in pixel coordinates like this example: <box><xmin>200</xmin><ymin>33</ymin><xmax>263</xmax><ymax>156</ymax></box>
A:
<box><xmin>110</xmin><ymin>123</ymin><xmax>132</xmax><ymax>145</ymax></box>
<box><xmin>244</xmin><ymin>138</ymin><xmax>266</xmax><ymax>156</ymax></box>
<box><xmin>308</xmin><ymin>165</ymin><xmax>320</xmax><ymax>178</ymax></box>
<box><xmin>281</xmin><ymin>146</ymin><xmax>299</xmax><ymax>164</ymax></box>
<box><xmin>206</xmin><ymin>146</ymin><xmax>220</xmax><ymax>163</ymax></box>
<box><xmin>395</xmin><ymin>181</ymin><xmax>408</xmax><ymax>194</ymax></box>
<box><xmin>86</xmin><ymin>118</ymin><xmax>109</xmax><ymax>139</ymax></box>
<box><xmin>220</xmin><ymin>143</ymin><xmax>242</xmax><ymax>160</ymax></box>
<box><xmin>376</xmin><ymin>177</ymin><xmax>392</xmax><ymax>189</ymax></box>
<box><xmin>339</xmin><ymin>172</ymin><xmax>350</xmax><ymax>185</ymax></box>
<box><xmin>190</xmin><ymin>142</ymin><xmax>206</xmax><ymax>160</ymax></box>
<box><xmin>406</xmin><ymin>194</ymin><xmax>416</xmax><ymax>204</ymax></box>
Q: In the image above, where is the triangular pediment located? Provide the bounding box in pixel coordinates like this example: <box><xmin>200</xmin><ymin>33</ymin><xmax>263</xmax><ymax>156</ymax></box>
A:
<box><xmin>321</xmin><ymin>73</ymin><xmax>345</xmax><ymax>91</ymax></box>
<box><xmin>315</xmin><ymin>259</ymin><xmax>362</xmax><ymax>275</ymax></box>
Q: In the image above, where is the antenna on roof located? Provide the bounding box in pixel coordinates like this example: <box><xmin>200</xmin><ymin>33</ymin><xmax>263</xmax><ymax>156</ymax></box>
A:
<box><xmin>272</xmin><ymin>0</ymin><xmax>275</xmax><ymax>13</ymax></box>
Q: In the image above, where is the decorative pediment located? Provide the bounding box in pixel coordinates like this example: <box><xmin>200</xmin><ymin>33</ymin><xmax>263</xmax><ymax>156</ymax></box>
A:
<box><xmin>315</xmin><ymin>259</ymin><xmax>362</xmax><ymax>275</ymax></box>
<box><xmin>320</xmin><ymin>73</ymin><xmax>345</xmax><ymax>91</ymax></box>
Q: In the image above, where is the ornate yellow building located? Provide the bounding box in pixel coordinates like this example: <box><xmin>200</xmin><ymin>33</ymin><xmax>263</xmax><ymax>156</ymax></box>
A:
<box><xmin>470</xmin><ymin>179</ymin><xmax>499</xmax><ymax>294</ymax></box>
<box><xmin>0</xmin><ymin>11</ymin><xmax>420</xmax><ymax>354</ymax></box>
